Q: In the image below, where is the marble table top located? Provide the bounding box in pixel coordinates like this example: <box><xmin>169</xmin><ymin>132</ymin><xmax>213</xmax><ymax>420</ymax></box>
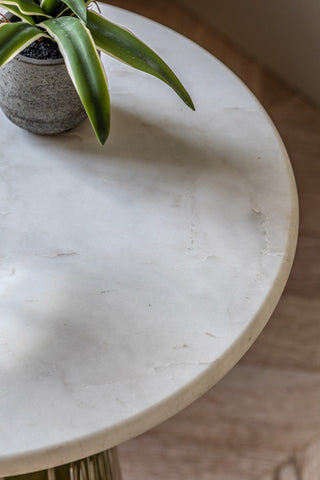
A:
<box><xmin>0</xmin><ymin>4</ymin><xmax>298</xmax><ymax>476</ymax></box>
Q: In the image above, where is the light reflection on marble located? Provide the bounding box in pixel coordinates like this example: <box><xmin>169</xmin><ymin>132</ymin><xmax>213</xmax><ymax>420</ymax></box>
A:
<box><xmin>0</xmin><ymin>3</ymin><xmax>298</xmax><ymax>476</ymax></box>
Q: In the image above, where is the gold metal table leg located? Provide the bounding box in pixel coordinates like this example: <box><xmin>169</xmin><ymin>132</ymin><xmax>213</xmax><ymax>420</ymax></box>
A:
<box><xmin>4</xmin><ymin>448</ymin><xmax>122</xmax><ymax>480</ymax></box>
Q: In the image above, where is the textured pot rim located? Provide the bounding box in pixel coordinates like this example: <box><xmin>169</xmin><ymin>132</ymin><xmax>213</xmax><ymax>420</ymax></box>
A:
<box><xmin>15</xmin><ymin>54</ymin><xmax>64</xmax><ymax>66</ymax></box>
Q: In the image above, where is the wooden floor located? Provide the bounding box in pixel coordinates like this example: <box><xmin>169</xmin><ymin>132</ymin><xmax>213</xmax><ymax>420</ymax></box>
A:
<box><xmin>103</xmin><ymin>1</ymin><xmax>320</xmax><ymax>478</ymax></box>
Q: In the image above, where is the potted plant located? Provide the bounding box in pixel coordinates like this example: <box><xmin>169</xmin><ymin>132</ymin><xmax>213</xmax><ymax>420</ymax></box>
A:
<box><xmin>0</xmin><ymin>0</ymin><xmax>195</xmax><ymax>144</ymax></box>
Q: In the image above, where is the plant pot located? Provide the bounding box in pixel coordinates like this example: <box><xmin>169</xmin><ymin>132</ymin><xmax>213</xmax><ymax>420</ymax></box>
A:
<box><xmin>0</xmin><ymin>51</ymin><xmax>87</xmax><ymax>135</ymax></box>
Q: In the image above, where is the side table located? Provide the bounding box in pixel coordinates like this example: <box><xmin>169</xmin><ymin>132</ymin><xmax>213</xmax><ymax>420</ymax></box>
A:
<box><xmin>0</xmin><ymin>4</ymin><xmax>298</xmax><ymax>479</ymax></box>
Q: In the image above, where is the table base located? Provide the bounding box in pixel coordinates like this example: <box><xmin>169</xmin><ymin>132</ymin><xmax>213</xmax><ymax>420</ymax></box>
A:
<box><xmin>4</xmin><ymin>449</ymin><xmax>122</xmax><ymax>480</ymax></box>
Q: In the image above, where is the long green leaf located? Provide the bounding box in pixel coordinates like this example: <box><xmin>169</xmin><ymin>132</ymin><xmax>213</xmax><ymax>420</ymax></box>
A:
<box><xmin>0</xmin><ymin>0</ymin><xmax>51</xmax><ymax>17</ymax></box>
<box><xmin>86</xmin><ymin>10</ymin><xmax>195</xmax><ymax>111</ymax></box>
<box><xmin>41</xmin><ymin>0</ymin><xmax>84</xmax><ymax>18</ymax></box>
<box><xmin>56</xmin><ymin>4</ymin><xmax>71</xmax><ymax>17</ymax></box>
<box><xmin>0</xmin><ymin>3</ymin><xmax>36</xmax><ymax>24</ymax></box>
<box><xmin>59</xmin><ymin>0</ymin><xmax>86</xmax><ymax>22</ymax></box>
<box><xmin>40</xmin><ymin>0</ymin><xmax>60</xmax><ymax>16</ymax></box>
<box><xmin>41</xmin><ymin>17</ymin><xmax>110</xmax><ymax>145</ymax></box>
<box><xmin>0</xmin><ymin>22</ymin><xmax>44</xmax><ymax>66</ymax></box>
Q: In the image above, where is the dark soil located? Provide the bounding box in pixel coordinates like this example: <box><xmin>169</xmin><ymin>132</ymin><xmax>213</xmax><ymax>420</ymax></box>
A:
<box><xmin>20</xmin><ymin>38</ymin><xmax>62</xmax><ymax>60</ymax></box>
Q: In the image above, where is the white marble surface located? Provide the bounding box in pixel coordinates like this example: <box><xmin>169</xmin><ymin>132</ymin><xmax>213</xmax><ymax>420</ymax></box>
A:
<box><xmin>0</xmin><ymin>4</ymin><xmax>298</xmax><ymax>476</ymax></box>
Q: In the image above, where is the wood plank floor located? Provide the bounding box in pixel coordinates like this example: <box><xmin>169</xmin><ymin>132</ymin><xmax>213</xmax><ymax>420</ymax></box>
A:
<box><xmin>102</xmin><ymin>1</ymin><xmax>320</xmax><ymax>478</ymax></box>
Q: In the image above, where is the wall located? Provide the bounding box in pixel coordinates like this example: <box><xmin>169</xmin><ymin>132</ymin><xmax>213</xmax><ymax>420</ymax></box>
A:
<box><xmin>178</xmin><ymin>0</ymin><xmax>320</xmax><ymax>105</ymax></box>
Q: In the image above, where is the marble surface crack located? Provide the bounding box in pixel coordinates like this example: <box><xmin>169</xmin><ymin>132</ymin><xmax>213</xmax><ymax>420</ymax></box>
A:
<box><xmin>36</xmin><ymin>251</ymin><xmax>79</xmax><ymax>258</ymax></box>
<box><xmin>149</xmin><ymin>360</ymin><xmax>211</xmax><ymax>374</ymax></box>
<box><xmin>251</xmin><ymin>205</ymin><xmax>283</xmax><ymax>257</ymax></box>
<box><xmin>174</xmin><ymin>254</ymin><xmax>214</xmax><ymax>269</ymax></box>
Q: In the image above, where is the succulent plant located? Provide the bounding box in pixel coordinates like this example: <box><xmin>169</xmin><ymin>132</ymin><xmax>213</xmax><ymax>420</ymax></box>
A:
<box><xmin>0</xmin><ymin>0</ymin><xmax>195</xmax><ymax>144</ymax></box>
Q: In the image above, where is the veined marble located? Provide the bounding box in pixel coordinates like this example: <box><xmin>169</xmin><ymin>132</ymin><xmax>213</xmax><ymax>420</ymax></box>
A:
<box><xmin>0</xmin><ymin>4</ymin><xmax>298</xmax><ymax>476</ymax></box>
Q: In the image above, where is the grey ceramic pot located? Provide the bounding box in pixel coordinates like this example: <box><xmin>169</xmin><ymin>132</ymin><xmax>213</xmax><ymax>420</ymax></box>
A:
<box><xmin>0</xmin><ymin>52</ymin><xmax>87</xmax><ymax>134</ymax></box>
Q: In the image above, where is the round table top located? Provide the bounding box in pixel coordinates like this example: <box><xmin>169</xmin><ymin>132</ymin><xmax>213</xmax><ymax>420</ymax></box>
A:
<box><xmin>0</xmin><ymin>4</ymin><xmax>298</xmax><ymax>476</ymax></box>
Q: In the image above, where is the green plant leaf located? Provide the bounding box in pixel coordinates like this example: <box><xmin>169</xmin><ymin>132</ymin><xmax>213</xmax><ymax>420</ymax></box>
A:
<box><xmin>59</xmin><ymin>0</ymin><xmax>86</xmax><ymax>22</ymax></box>
<box><xmin>55</xmin><ymin>0</ymin><xmax>88</xmax><ymax>19</ymax></box>
<box><xmin>41</xmin><ymin>16</ymin><xmax>110</xmax><ymax>145</ymax></box>
<box><xmin>86</xmin><ymin>10</ymin><xmax>195</xmax><ymax>110</ymax></box>
<box><xmin>56</xmin><ymin>5</ymin><xmax>71</xmax><ymax>17</ymax></box>
<box><xmin>40</xmin><ymin>0</ymin><xmax>60</xmax><ymax>16</ymax></box>
<box><xmin>0</xmin><ymin>3</ymin><xmax>36</xmax><ymax>24</ymax></box>
<box><xmin>0</xmin><ymin>0</ymin><xmax>51</xmax><ymax>17</ymax></box>
<box><xmin>0</xmin><ymin>22</ymin><xmax>44</xmax><ymax>66</ymax></box>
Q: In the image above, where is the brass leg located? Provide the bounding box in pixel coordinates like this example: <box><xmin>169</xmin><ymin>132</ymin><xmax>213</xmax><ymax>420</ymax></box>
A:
<box><xmin>5</xmin><ymin>448</ymin><xmax>122</xmax><ymax>480</ymax></box>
